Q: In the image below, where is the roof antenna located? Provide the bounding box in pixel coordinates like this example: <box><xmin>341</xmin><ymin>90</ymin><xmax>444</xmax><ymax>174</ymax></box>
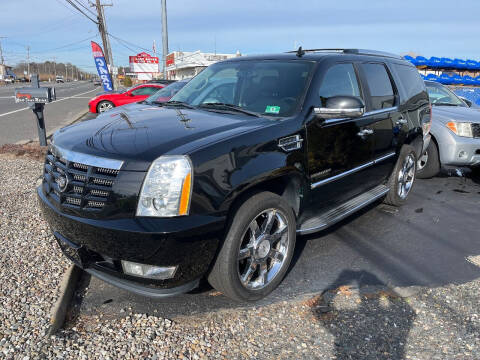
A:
<box><xmin>296</xmin><ymin>46</ymin><xmax>305</xmax><ymax>57</ymax></box>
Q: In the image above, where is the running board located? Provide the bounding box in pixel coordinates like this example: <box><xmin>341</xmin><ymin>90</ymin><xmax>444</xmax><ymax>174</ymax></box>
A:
<box><xmin>297</xmin><ymin>184</ymin><xmax>389</xmax><ymax>235</ymax></box>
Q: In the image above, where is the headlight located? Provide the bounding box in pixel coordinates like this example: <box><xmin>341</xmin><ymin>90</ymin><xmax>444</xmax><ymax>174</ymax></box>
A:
<box><xmin>446</xmin><ymin>121</ymin><xmax>473</xmax><ymax>138</ymax></box>
<box><xmin>136</xmin><ymin>155</ymin><xmax>193</xmax><ymax>217</ymax></box>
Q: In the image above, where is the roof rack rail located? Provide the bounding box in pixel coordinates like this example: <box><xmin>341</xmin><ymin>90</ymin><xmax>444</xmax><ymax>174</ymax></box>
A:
<box><xmin>285</xmin><ymin>48</ymin><xmax>402</xmax><ymax>60</ymax></box>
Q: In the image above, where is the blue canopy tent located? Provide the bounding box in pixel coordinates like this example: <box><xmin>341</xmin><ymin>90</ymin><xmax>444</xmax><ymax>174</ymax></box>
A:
<box><xmin>428</xmin><ymin>57</ymin><xmax>442</xmax><ymax>68</ymax></box>
<box><xmin>453</xmin><ymin>58</ymin><xmax>467</xmax><ymax>70</ymax></box>
<box><xmin>462</xmin><ymin>75</ymin><xmax>475</xmax><ymax>85</ymax></box>
<box><xmin>451</xmin><ymin>73</ymin><xmax>463</xmax><ymax>84</ymax></box>
<box><xmin>425</xmin><ymin>74</ymin><xmax>439</xmax><ymax>82</ymax></box>
<box><xmin>415</xmin><ymin>56</ymin><xmax>428</xmax><ymax>68</ymax></box>
<box><xmin>440</xmin><ymin>57</ymin><xmax>454</xmax><ymax>68</ymax></box>
<box><xmin>466</xmin><ymin>59</ymin><xmax>480</xmax><ymax>70</ymax></box>
<box><xmin>438</xmin><ymin>73</ymin><xmax>452</xmax><ymax>84</ymax></box>
<box><xmin>474</xmin><ymin>76</ymin><xmax>480</xmax><ymax>86</ymax></box>
<box><xmin>403</xmin><ymin>55</ymin><xmax>415</xmax><ymax>65</ymax></box>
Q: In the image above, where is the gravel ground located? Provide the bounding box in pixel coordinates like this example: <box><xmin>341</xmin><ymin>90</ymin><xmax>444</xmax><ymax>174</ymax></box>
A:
<box><xmin>0</xmin><ymin>156</ymin><xmax>479</xmax><ymax>359</ymax></box>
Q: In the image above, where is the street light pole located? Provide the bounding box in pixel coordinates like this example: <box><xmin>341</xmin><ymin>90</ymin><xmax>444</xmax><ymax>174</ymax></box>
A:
<box><xmin>161</xmin><ymin>0</ymin><xmax>169</xmax><ymax>79</ymax></box>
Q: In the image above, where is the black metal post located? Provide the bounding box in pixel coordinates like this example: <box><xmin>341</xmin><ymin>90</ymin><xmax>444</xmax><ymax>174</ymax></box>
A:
<box><xmin>32</xmin><ymin>103</ymin><xmax>47</xmax><ymax>146</ymax></box>
<box><xmin>29</xmin><ymin>75</ymin><xmax>47</xmax><ymax>146</ymax></box>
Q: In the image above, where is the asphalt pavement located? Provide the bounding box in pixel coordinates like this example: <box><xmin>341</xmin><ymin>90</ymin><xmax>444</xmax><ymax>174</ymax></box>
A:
<box><xmin>77</xmin><ymin>170</ymin><xmax>480</xmax><ymax>319</ymax></box>
<box><xmin>0</xmin><ymin>81</ymin><xmax>99</xmax><ymax>145</ymax></box>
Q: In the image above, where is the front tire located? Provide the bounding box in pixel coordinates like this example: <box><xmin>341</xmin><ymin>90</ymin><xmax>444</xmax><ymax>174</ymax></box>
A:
<box><xmin>416</xmin><ymin>141</ymin><xmax>440</xmax><ymax>179</ymax></box>
<box><xmin>384</xmin><ymin>145</ymin><xmax>417</xmax><ymax>206</ymax></box>
<box><xmin>97</xmin><ymin>100</ymin><xmax>115</xmax><ymax>113</ymax></box>
<box><xmin>208</xmin><ymin>192</ymin><xmax>296</xmax><ymax>302</ymax></box>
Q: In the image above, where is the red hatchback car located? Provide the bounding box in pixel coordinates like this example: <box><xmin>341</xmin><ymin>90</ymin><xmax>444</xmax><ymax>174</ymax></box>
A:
<box><xmin>88</xmin><ymin>83</ymin><xmax>165</xmax><ymax>113</ymax></box>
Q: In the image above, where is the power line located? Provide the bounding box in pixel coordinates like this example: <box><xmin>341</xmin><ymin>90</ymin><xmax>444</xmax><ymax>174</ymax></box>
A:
<box><xmin>71</xmin><ymin>0</ymin><xmax>97</xmax><ymax>17</ymax></box>
<box><xmin>63</xmin><ymin>0</ymin><xmax>98</xmax><ymax>24</ymax></box>
<box><xmin>30</xmin><ymin>35</ymin><xmax>97</xmax><ymax>54</ymax></box>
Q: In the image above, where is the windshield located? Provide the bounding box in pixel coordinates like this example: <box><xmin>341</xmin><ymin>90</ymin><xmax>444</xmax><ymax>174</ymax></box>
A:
<box><xmin>170</xmin><ymin>60</ymin><xmax>314</xmax><ymax>117</ymax></box>
<box><xmin>145</xmin><ymin>81</ymin><xmax>188</xmax><ymax>104</ymax></box>
<box><xmin>426</xmin><ymin>83</ymin><xmax>466</xmax><ymax>107</ymax></box>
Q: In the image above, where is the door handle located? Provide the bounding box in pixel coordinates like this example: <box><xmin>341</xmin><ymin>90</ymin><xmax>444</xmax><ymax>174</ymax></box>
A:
<box><xmin>396</xmin><ymin>118</ymin><xmax>408</xmax><ymax>125</ymax></box>
<box><xmin>357</xmin><ymin>128</ymin><xmax>374</xmax><ymax>137</ymax></box>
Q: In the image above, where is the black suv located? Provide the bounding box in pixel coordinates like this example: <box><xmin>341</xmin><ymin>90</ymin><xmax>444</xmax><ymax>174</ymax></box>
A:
<box><xmin>38</xmin><ymin>49</ymin><xmax>431</xmax><ymax>301</ymax></box>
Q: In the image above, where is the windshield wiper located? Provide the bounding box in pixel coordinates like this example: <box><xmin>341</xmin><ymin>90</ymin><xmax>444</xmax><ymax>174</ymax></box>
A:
<box><xmin>198</xmin><ymin>103</ymin><xmax>260</xmax><ymax>117</ymax></box>
<box><xmin>164</xmin><ymin>100</ymin><xmax>196</xmax><ymax>109</ymax></box>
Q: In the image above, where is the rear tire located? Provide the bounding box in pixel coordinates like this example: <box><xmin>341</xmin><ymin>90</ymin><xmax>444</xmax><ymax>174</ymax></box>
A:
<box><xmin>208</xmin><ymin>192</ymin><xmax>296</xmax><ymax>302</ymax></box>
<box><xmin>384</xmin><ymin>145</ymin><xmax>417</xmax><ymax>206</ymax></box>
<box><xmin>416</xmin><ymin>141</ymin><xmax>440</xmax><ymax>179</ymax></box>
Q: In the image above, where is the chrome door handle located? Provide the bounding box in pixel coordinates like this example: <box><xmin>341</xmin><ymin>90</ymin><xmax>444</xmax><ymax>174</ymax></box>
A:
<box><xmin>396</xmin><ymin>118</ymin><xmax>408</xmax><ymax>125</ymax></box>
<box><xmin>357</xmin><ymin>128</ymin><xmax>374</xmax><ymax>137</ymax></box>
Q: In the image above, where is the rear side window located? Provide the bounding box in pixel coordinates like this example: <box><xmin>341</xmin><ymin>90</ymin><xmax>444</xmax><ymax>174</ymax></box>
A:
<box><xmin>319</xmin><ymin>63</ymin><xmax>361</xmax><ymax>105</ymax></box>
<box><xmin>360</xmin><ymin>63</ymin><xmax>395</xmax><ymax>110</ymax></box>
<box><xmin>393</xmin><ymin>64</ymin><xmax>425</xmax><ymax>100</ymax></box>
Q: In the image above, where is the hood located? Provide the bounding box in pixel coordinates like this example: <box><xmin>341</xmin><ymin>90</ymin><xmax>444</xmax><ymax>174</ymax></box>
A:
<box><xmin>53</xmin><ymin>106</ymin><xmax>268</xmax><ymax>171</ymax></box>
<box><xmin>432</xmin><ymin>105</ymin><xmax>480</xmax><ymax>124</ymax></box>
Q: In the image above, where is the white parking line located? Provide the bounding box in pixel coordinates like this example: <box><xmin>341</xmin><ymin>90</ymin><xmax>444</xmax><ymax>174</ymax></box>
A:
<box><xmin>0</xmin><ymin>88</ymin><xmax>97</xmax><ymax>118</ymax></box>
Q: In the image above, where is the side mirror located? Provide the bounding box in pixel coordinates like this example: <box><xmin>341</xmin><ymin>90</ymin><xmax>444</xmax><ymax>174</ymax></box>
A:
<box><xmin>314</xmin><ymin>95</ymin><xmax>365</xmax><ymax>120</ymax></box>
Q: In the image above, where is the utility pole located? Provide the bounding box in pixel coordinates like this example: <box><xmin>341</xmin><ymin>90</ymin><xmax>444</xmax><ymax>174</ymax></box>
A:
<box><xmin>94</xmin><ymin>0</ymin><xmax>115</xmax><ymax>89</ymax></box>
<box><xmin>0</xmin><ymin>36</ymin><xmax>6</xmax><ymax>65</ymax></box>
<box><xmin>161</xmin><ymin>0</ymin><xmax>169</xmax><ymax>79</ymax></box>
<box><xmin>26</xmin><ymin>46</ymin><xmax>30</xmax><ymax>80</ymax></box>
<box><xmin>53</xmin><ymin>56</ymin><xmax>56</xmax><ymax>77</ymax></box>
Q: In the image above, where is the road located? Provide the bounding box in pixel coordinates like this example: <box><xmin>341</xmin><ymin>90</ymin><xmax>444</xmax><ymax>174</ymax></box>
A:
<box><xmin>77</xmin><ymin>171</ymin><xmax>480</xmax><ymax>319</ymax></box>
<box><xmin>0</xmin><ymin>81</ymin><xmax>99</xmax><ymax>145</ymax></box>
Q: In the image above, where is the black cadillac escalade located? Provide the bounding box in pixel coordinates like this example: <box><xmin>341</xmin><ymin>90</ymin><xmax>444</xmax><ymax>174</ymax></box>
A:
<box><xmin>38</xmin><ymin>49</ymin><xmax>431</xmax><ymax>301</ymax></box>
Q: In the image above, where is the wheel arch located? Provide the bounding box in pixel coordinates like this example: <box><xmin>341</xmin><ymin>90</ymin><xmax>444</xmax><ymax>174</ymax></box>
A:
<box><xmin>223</xmin><ymin>172</ymin><xmax>305</xmax><ymax>227</ymax></box>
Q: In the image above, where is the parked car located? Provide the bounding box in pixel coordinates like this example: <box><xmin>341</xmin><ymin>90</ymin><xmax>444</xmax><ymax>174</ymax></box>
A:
<box><xmin>142</xmin><ymin>78</ymin><xmax>190</xmax><ymax>103</ymax></box>
<box><xmin>56</xmin><ymin>76</ymin><xmax>64</xmax><ymax>83</ymax></box>
<box><xmin>38</xmin><ymin>49</ymin><xmax>430</xmax><ymax>301</ymax></box>
<box><xmin>147</xmin><ymin>79</ymin><xmax>177</xmax><ymax>86</ymax></box>
<box><xmin>93</xmin><ymin>79</ymin><xmax>101</xmax><ymax>86</ymax></box>
<box><xmin>417</xmin><ymin>81</ymin><xmax>480</xmax><ymax>178</ymax></box>
<box><xmin>88</xmin><ymin>83</ymin><xmax>165</xmax><ymax>113</ymax></box>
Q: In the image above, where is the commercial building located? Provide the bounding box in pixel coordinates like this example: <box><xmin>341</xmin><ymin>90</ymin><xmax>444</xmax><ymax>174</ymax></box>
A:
<box><xmin>0</xmin><ymin>64</ymin><xmax>15</xmax><ymax>80</ymax></box>
<box><xmin>165</xmin><ymin>50</ymin><xmax>241</xmax><ymax>80</ymax></box>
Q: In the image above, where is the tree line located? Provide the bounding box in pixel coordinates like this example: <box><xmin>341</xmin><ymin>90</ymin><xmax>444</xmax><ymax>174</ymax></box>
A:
<box><xmin>12</xmin><ymin>61</ymin><xmax>92</xmax><ymax>81</ymax></box>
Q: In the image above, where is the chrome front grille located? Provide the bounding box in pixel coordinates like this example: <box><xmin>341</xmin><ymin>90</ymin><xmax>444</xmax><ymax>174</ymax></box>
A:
<box><xmin>43</xmin><ymin>148</ymin><xmax>121</xmax><ymax>211</ymax></box>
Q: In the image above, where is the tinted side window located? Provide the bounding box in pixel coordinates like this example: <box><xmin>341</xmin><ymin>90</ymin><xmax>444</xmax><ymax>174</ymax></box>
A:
<box><xmin>319</xmin><ymin>64</ymin><xmax>360</xmax><ymax>105</ymax></box>
<box><xmin>131</xmin><ymin>87</ymin><xmax>159</xmax><ymax>96</ymax></box>
<box><xmin>360</xmin><ymin>63</ymin><xmax>395</xmax><ymax>110</ymax></box>
<box><xmin>393</xmin><ymin>64</ymin><xmax>425</xmax><ymax>100</ymax></box>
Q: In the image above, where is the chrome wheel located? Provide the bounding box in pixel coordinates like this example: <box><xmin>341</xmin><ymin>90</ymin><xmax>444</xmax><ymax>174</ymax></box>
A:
<box><xmin>237</xmin><ymin>209</ymin><xmax>290</xmax><ymax>290</ymax></box>
<box><xmin>98</xmin><ymin>101</ymin><xmax>113</xmax><ymax>113</ymax></box>
<box><xmin>417</xmin><ymin>150</ymin><xmax>428</xmax><ymax>171</ymax></box>
<box><xmin>398</xmin><ymin>153</ymin><xmax>416</xmax><ymax>199</ymax></box>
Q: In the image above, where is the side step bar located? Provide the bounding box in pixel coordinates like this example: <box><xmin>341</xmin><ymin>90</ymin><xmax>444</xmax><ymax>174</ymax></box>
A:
<box><xmin>297</xmin><ymin>184</ymin><xmax>389</xmax><ymax>235</ymax></box>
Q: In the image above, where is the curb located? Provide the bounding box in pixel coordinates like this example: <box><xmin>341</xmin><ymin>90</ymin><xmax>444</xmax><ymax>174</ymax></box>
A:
<box><xmin>47</xmin><ymin>264</ymin><xmax>83</xmax><ymax>336</ymax></box>
<box><xmin>15</xmin><ymin>109</ymin><xmax>88</xmax><ymax>145</ymax></box>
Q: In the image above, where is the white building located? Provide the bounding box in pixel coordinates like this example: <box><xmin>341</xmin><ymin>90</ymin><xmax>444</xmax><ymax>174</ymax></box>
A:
<box><xmin>165</xmin><ymin>50</ymin><xmax>241</xmax><ymax>80</ymax></box>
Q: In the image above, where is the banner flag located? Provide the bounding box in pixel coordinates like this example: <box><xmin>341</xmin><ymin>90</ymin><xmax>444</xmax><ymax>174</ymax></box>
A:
<box><xmin>91</xmin><ymin>41</ymin><xmax>113</xmax><ymax>92</ymax></box>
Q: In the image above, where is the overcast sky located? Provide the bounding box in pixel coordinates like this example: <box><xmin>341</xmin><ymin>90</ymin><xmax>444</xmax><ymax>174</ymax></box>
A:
<box><xmin>2</xmin><ymin>0</ymin><xmax>480</xmax><ymax>72</ymax></box>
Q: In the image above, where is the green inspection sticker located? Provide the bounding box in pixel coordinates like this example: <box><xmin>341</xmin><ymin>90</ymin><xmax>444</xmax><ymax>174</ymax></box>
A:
<box><xmin>265</xmin><ymin>105</ymin><xmax>280</xmax><ymax>114</ymax></box>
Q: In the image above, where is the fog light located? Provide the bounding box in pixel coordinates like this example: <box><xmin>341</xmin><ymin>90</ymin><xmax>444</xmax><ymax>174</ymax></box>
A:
<box><xmin>459</xmin><ymin>151</ymin><xmax>468</xmax><ymax>159</ymax></box>
<box><xmin>121</xmin><ymin>260</ymin><xmax>177</xmax><ymax>280</ymax></box>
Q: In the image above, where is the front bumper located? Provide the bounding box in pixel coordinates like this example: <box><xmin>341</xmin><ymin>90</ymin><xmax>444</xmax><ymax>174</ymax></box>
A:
<box><xmin>38</xmin><ymin>187</ymin><xmax>226</xmax><ymax>296</ymax></box>
<box><xmin>88</xmin><ymin>101</ymin><xmax>97</xmax><ymax>113</ymax></box>
<box><xmin>437</xmin><ymin>131</ymin><xmax>480</xmax><ymax>166</ymax></box>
